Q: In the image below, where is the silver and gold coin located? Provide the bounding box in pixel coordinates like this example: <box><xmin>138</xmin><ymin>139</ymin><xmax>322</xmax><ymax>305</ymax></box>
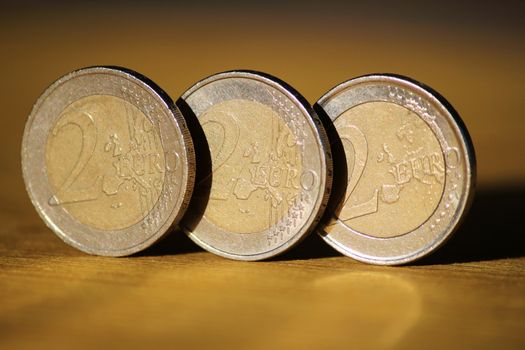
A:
<box><xmin>316</xmin><ymin>74</ymin><xmax>475</xmax><ymax>265</ymax></box>
<box><xmin>22</xmin><ymin>66</ymin><xmax>195</xmax><ymax>256</ymax></box>
<box><xmin>179</xmin><ymin>71</ymin><xmax>332</xmax><ymax>260</ymax></box>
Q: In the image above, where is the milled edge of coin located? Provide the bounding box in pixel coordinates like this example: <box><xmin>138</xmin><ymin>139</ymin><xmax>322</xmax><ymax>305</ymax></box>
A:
<box><xmin>179</xmin><ymin>70</ymin><xmax>333</xmax><ymax>260</ymax></box>
<box><xmin>21</xmin><ymin>66</ymin><xmax>196</xmax><ymax>256</ymax></box>
<box><xmin>316</xmin><ymin>73</ymin><xmax>476</xmax><ymax>265</ymax></box>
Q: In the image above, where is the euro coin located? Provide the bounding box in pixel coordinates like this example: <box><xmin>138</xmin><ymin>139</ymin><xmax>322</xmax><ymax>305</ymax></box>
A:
<box><xmin>179</xmin><ymin>71</ymin><xmax>332</xmax><ymax>260</ymax></box>
<box><xmin>22</xmin><ymin>66</ymin><xmax>195</xmax><ymax>256</ymax></box>
<box><xmin>316</xmin><ymin>74</ymin><xmax>475</xmax><ymax>265</ymax></box>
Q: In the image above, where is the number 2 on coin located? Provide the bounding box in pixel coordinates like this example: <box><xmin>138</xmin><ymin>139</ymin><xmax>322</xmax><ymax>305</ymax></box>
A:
<box><xmin>201</xmin><ymin>112</ymin><xmax>240</xmax><ymax>200</ymax></box>
<box><xmin>338</xmin><ymin>124</ymin><xmax>378</xmax><ymax>221</ymax></box>
<box><xmin>48</xmin><ymin>112</ymin><xmax>101</xmax><ymax>206</ymax></box>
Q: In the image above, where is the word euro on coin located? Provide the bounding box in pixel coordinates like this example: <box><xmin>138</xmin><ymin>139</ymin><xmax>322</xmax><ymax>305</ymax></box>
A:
<box><xmin>179</xmin><ymin>71</ymin><xmax>332</xmax><ymax>260</ymax></box>
<box><xmin>316</xmin><ymin>74</ymin><xmax>475</xmax><ymax>265</ymax></box>
<box><xmin>22</xmin><ymin>67</ymin><xmax>195</xmax><ymax>256</ymax></box>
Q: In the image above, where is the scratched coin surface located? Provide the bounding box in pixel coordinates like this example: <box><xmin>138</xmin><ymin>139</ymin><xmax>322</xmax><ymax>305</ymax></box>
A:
<box><xmin>179</xmin><ymin>71</ymin><xmax>332</xmax><ymax>260</ymax></box>
<box><xmin>316</xmin><ymin>74</ymin><xmax>475</xmax><ymax>265</ymax></box>
<box><xmin>22</xmin><ymin>66</ymin><xmax>195</xmax><ymax>256</ymax></box>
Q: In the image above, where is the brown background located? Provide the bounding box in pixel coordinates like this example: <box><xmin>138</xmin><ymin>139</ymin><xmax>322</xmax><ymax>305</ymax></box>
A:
<box><xmin>1</xmin><ymin>1</ymin><xmax>524</xmax><ymax>349</ymax></box>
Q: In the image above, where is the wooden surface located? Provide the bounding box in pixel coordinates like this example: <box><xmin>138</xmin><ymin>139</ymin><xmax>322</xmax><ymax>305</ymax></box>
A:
<box><xmin>1</xmin><ymin>3</ymin><xmax>524</xmax><ymax>349</ymax></box>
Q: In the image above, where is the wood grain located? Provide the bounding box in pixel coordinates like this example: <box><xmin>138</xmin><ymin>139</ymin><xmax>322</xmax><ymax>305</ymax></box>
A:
<box><xmin>1</xmin><ymin>3</ymin><xmax>524</xmax><ymax>349</ymax></box>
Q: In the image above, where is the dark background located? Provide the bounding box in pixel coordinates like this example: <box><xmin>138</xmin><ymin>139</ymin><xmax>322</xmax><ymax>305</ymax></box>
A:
<box><xmin>1</xmin><ymin>0</ymin><xmax>524</xmax><ymax>198</ymax></box>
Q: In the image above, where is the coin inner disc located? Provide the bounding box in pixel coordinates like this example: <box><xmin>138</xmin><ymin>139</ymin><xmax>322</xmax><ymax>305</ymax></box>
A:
<box><xmin>200</xmin><ymin>99</ymin><xmax>302</xmax><ymax>234</ymax></box>
<box><xmin>334</xmin><ymin>101</ymin><xmax>445</xmax><ymax>238</ymax></box>
<box><xmin>45</xmin><ymin>95</ymin><xmax>166</xmax><ymax>231</ymax></box>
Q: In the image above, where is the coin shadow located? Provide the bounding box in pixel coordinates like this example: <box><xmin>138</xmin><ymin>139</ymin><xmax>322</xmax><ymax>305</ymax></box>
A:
<box><xmin>137</xmin><ymin>98</ymin><xmax>212</xmax><ymax>257</ymax></box>
<box><xmin>137</xmin><ymin>227</ymin><xmax>204</xmax><ymax>256</ymax></box>
<box><xmin>272</xmin><ymin>103</ymin><xmax>349</xmax><ymax>261</ymax></box>
<box><xmin>417</xmin><ymin>185</ymin><xmax>525</xmax><ymax>265</ymax></box>
<box><xmin>175</xmin><ymin>97</ymin><xmax>213</xmax><ymax>233</ymax></box>
<box><xmin>313</xmin><ymin>102</ymin><xmax>350</xmax><ymax>232</ymax></box>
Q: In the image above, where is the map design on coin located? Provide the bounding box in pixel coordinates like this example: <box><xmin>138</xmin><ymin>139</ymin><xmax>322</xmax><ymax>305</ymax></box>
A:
<box><xmin>201</xmin><ymin>99</ymin><xmax>304</xmax><ymax>235</ymax></box>
<box><xmin>46</xmin><ymin>95</ymin><xmax>167</xmax><ymax>231</ymax></box>
<box><xmin>335</xmin><ymin>101</ymin><xmax>446</xmax><ymax>238</ymax></box>
<box><xmin>317</xmin><ymin>75</ymin><xmax>475</xmax><ymax>265</ymax></box>
<box><xmin>22</xmin><ymin>67</ymin><xmax>195</xmax><ymax>256</ymax></box>
<box><xmin>180</xmin><ymin>71</ymin><xmax>331</xmax><ymax>260</ymax></box>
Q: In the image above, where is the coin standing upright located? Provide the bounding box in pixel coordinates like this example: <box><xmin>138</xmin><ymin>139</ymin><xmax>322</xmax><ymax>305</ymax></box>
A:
<box><xmin>22</xmin><ymin>66</ymin><xmax>196</xmax><ymax>256</ymax></box>
<box><xmin>316</xmin><ymin>74</ymin><xmax>475</xmax><ymax>265</ymax></box>
<box><xmin>179</xmin><ymin>70</ymin><xmax>332</xmax><ymax>260</ymax></box>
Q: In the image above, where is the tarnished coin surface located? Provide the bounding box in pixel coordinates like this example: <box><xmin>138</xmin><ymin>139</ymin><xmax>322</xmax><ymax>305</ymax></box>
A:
<box><xmin>316</xmin><ymin>74</ymin><xmax>475</xmax><ymax>265</ymax></box>
<box><xmin>22</xmin><ymin>66</ymin><xmax>195</xmax><ymax>256</ymax></box>
<box><xmin>179</xmin><ymin>71</ymin><xmax>332</xmax><ymax>260</ymax></box>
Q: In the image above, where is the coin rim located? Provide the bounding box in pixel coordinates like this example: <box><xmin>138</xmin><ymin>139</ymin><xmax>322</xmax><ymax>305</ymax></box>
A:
<box><xmin>21</xmin><ymin>66</ymin><xmax>196</xmax><ymax>256</ymax></box>
<box><xmin>316</xmin><ymin>73</ymin><xmax>476</xmax><ymax>265</ymax></box>
<box><xmin>180</xmin><ymin>70</ymin><xmax>332</xmax><ymax>260</ymax></box>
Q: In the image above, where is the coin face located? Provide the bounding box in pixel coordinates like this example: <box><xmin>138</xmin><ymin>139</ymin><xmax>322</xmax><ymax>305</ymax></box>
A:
<box><xmin>179</xmin><ymin>71</ymin><xmax>332</xmax><ymax>260</ymax></box>
<box><xmin>22</xmin><ymin>67</ymin><xmax>195</xmax><ymax>256</ymax></box>
<box><xmin>316</xmin><ymin>74</ymin><xmax>475</xmax><ymax>265</ymax></box>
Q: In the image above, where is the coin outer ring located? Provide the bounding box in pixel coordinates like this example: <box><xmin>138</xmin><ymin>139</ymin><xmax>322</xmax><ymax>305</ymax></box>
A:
<box><xmin>21</xmin><ymin>66</ymin><xmax>196</xmax><ymax>256</ymax></box>
<box><xmin>317</xmin><ymin>74</ymin><xmax>476</xmax><ymax>265</ymax></box>
<box><xmin>181</xmin><ymin>70</ymin><xmax>332</xmax><ymax>260</ymax></box>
